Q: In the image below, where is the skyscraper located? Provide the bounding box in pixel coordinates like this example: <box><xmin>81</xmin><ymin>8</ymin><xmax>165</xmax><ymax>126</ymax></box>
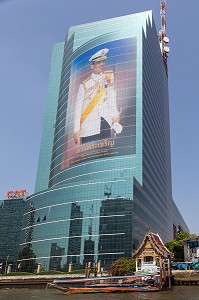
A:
<box><xmin>19</xmin><ymin>10</ymin><xmax>188</xmax><ymax>271</ymax></box>
<box><xmin>0</xmin><ymin>198</ymin><xmax>26</xmax><ymax>262</ymax></box>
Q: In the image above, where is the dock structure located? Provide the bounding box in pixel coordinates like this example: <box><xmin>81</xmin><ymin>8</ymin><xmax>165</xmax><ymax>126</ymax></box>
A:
<box><xmin>173</xmin><ymin>270</ymin><xmax>199</xmax><ymax>285</ymax></box>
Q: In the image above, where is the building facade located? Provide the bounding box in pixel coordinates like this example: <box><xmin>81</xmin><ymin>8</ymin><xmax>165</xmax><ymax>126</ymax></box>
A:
<box><xmin>19</xmin><ymin>11</ymin><xmax>189</xmax><ymax>271</ymax></box>
<box><xmin>0</xmin><ymin>198</ymin><xmax>26</xmax><ymax>262</ymax></box>
<box><xmin>182</xmin><ymin>237</ymin><xmax>199</xmax><ymax>262</ymax></box>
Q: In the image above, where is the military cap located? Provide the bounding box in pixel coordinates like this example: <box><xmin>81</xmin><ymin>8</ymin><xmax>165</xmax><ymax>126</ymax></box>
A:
<box><xmin>89</xmin><ymin>48</ymin><xmax>109</xmax><ymax>63</ymax></box>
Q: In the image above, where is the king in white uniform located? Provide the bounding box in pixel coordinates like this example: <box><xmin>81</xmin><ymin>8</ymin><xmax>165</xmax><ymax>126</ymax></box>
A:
<box><xmin>73</xmin><ymin>48</ymin><xmax>122</xmax><ymax>145</ymax></box>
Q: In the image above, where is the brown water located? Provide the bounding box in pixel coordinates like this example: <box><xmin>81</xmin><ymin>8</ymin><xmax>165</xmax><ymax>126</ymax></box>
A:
<box><xmin>0</xmin><ymin>286</ymin><xmax>199</xmax><ymax>300</ymax></box>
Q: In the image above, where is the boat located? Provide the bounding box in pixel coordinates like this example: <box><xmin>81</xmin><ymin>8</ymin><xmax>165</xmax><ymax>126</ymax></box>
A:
<box><xmin>47</xmin><ymin>274</ymin><xmax>162</xmax><ymax>294</ymax></box>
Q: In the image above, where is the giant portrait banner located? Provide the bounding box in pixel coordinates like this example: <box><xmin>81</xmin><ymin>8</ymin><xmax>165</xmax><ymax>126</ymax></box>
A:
<box><xmin>62</xmin><ymin>37</ymin><xmax>137</xmax><ymax>169</ymax></box>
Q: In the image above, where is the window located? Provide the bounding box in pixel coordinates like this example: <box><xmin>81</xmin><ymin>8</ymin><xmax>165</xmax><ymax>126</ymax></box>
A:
<box><xmin>144</xmin><ymin>256</ymin><xmax>153</xmax><ymax>263</ymax></box>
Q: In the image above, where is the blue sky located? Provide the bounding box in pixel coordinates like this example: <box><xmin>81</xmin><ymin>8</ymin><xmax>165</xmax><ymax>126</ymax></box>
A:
<box><xmin>0</xmin><ymin>0</ymin><xmax>198</xmax><ymax>234</ymax></box>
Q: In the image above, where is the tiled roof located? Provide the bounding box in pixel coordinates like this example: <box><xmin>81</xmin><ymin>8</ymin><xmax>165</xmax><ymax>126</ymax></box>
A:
<box><xmin>132</xmin><ymin>231</ymin><xmax>171</xmax><ymax>258</ymax></box>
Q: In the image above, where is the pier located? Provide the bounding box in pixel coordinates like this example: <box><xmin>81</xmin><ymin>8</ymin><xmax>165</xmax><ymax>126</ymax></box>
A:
<box><xmin>172</xmin><ymin>270</ymin><xmax>199</xmax><ymax>285</ymax></box>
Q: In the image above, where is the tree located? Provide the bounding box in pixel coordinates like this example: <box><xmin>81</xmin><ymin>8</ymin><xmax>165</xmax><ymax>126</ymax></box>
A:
<box><xmin>175</xmin><ymin>231</ymin><xmax>196</xmax><ymax>241</ymax></box>
<box><xmin>165</xmin><ymin>240</ymin><xmax>184</xmax><ymax>262</ymax></box>
<box><xmin>109</xmin><ymin>258</ymin><xmax>136</xmax><ymax>276</ymax></box>
<box><xmin>165</xmin><ymin>231</ymin><xmax>197</xmax><ymax>262</ymax></box>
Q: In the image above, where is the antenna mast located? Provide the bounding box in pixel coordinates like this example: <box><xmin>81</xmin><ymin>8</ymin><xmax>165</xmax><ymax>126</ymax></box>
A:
<box><xmin>159</xmin><ymin>0</ymin><xmax>170</xmax><ymax>75</ymax></box>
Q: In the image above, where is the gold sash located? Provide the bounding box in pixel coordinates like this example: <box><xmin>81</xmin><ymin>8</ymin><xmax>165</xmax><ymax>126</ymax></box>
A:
<box><xmin>80</xmin><ymin>87</ymin><xmax>106</xmax><ymax>128</ymax></box>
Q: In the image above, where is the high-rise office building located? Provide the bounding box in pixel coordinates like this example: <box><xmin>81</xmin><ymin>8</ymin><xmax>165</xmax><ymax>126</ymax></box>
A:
<box><xmin>0</xmin><ymin>198</ymin><xmax>26</xmax><ymax>262</ymax></box>
<box><xmin>19</xmin><ymin>10</ymin><xmax>188</xmax><ymax>271</ymax></box>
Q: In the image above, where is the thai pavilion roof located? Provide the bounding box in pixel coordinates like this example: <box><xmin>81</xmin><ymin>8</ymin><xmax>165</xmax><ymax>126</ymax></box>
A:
<box><xmin>132</xmin><ymin>231</ymin><xmax>172</xmax><ymax>258</ymax></box>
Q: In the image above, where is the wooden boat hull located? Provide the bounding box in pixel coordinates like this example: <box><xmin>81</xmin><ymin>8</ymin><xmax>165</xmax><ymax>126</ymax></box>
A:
<box><xmin>49</xmin><ymin>284</ymin><xmax>161</xmax><ymax>294</ymax></box>
<box><xmin>47</xmin><ymin>275</ymin><xmax>162</xmax><ymax>294</ymax></box>
<box><xmin>66</xmin><ymin>286</ymin><xmax>161</xmax><ymax>294</ymax></box>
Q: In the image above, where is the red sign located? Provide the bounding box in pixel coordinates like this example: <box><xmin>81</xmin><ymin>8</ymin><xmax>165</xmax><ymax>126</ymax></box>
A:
<box><xmin>7</xmin><ymin>190</ymin><xmax>27</xmax><ymax>199</ymax></box>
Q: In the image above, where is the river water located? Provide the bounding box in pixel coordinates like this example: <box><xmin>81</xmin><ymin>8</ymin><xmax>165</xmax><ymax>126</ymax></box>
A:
<box><xmin>0</xmin><ymin>286</ymin><xmax>199</xmax><ymax>300</ymax></box>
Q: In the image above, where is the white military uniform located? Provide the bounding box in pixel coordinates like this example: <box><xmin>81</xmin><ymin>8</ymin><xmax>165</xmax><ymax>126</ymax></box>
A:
<box><xmin>73</xmin><ymin>48</ymin><xmax>122</xmax><ymax>142</ymax></box>
<box><xmin>74</xmin><ymin>71</ymin><xmax>118</xmax><ymax>137</ymax></box>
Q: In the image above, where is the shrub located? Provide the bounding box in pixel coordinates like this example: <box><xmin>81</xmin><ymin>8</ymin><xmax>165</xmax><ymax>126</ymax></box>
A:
<box><xmin>66</xmin><ymin>269</ymin><xmax>86</xmax><ymax>274</ymax></box>
<box><xmin>37</xmin><ymin>270</ymin><xmax>65</xmax><ymax>275</ymax></box>
<box><xmin>109</xmin><ymin>258</ymin><xmax>136</xmax><ymax>276</ymax></box>
<box><xmin>0</xmin><ymin>272</ymin><xmax>32</xmax><ymax>276</ymax></box>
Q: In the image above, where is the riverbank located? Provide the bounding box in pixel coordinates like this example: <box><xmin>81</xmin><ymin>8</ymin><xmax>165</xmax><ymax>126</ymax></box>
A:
<box><xmin>0</xmin><ymin>274</ymin><xmax>84</xmax><ymax>288</ymax></box>
<box><xmin>1</xmin><ymin>271</ymin><xmax>199</xmax><ymax>288</ymax></box>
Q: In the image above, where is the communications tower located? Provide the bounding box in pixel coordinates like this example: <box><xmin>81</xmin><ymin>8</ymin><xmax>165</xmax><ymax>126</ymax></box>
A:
<box><xmin>159</xmin><ymin>0</ymin><xmax>170</xmax><ymax>75</ymax></box>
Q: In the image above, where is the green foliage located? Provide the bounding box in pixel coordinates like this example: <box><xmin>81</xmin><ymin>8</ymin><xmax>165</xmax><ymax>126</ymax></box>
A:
<box><xmin>37</xmin><ymin>270</ymin><xmax>65</xmax><ymax>275</ymax></box>
<box><xmin>66</xmin><ymin>269</ymin><xmax>86</xmax><ymax>274</ymax></box>
<box><xmin>165</xmin><ymin>231</ymin><xmax>197</xmax><ymax>262</ymax></box>
<box><xmin>0</xmin><ymin>270</ymin><xmax>87</xmax><ymax>276</ymax></box>
<box><xmin>175</xmin><ymin>231</ymin><xmax>196</xmax><ymax>241</ymax></box>
<box><xmin>0</xmin><ymin>272</ymin><xmax>32</xmax><ymax>276</ymax></box>
<box><xmin>165</xmin><ymin>240</ymin><xmax>184</xmax><ymax>262</ymax></box>
<box><xmin>38</xmin><ymin>269</ymin><xmax>85</xmax><ymax>275</ymax></box>
<box><xmin>109</xmin><ymin>258</ymin><xmax>136</xmax><ymax>276</ymax></box>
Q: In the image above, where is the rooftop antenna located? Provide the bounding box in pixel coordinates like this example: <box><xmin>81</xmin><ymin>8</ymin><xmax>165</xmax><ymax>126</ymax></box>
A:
<box><xmin>159</xmin><ymin>0</ymin><xmax>170</xmax><ymax>75</ymax></box>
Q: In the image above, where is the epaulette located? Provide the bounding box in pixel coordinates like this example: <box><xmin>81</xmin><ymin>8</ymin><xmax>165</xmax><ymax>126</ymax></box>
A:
<box><xmin>82</xmin><ymin>76</ymin><xmax>92</xmax><ymax>84</ymax></box>
<box><xmin>104</xmin><ymin>70</ymin><xmax>113</xmax><ymax>74</ymax></box>
<box><xmin>82</xmin><ymin>76</ymin><xmax>92</xmax><ymax>92</ymax></box>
